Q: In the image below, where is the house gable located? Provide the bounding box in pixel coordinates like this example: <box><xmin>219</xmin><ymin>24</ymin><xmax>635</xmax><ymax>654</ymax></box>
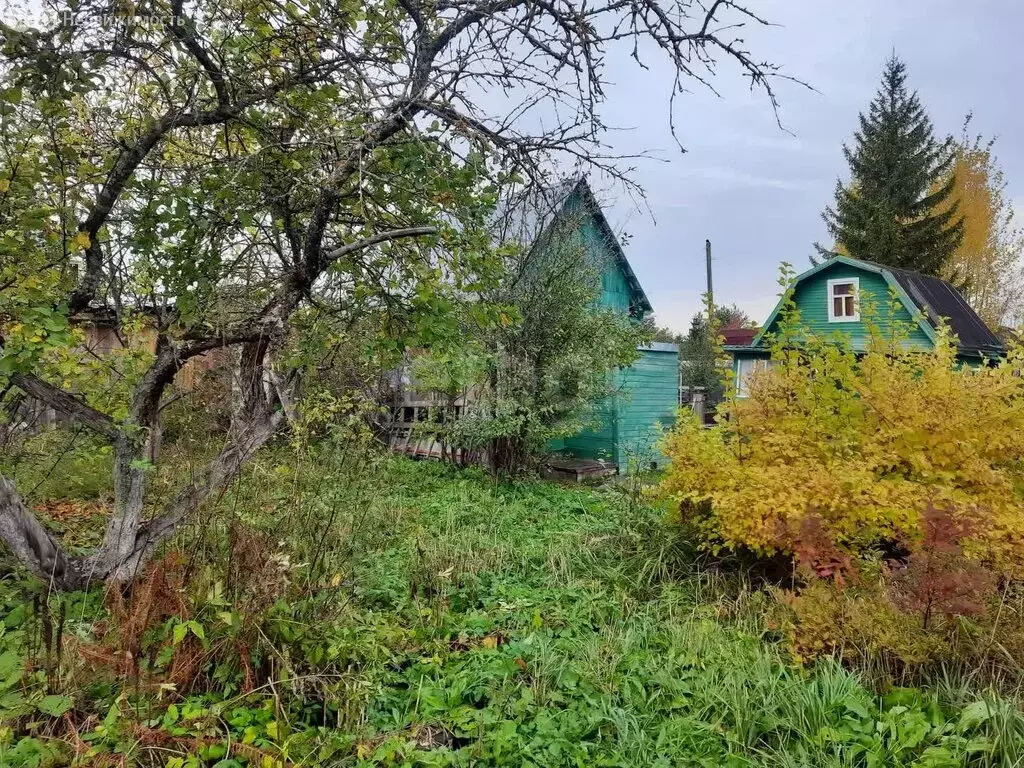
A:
<box><xmin>547</xmin><ymin>179</ymin><xmax>652</xmax><ymax>318</ymax></box>
<box><xmin>752</xmin><ymin>257</ymin><xmax>935</xmax><ymax>352</ymax></box>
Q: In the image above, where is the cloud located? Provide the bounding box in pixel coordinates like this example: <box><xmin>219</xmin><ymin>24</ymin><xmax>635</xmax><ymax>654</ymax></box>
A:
<box><xmin>677</xmin><ymin>166</ymin><xmax>816</xmax><ymax>192</ymax></box>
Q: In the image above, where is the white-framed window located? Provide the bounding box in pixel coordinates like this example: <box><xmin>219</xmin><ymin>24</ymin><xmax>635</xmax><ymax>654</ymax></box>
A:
<box><xmin>827</xmin><ymin>277</ymin><xmax>860</xmax><ymax>322</ymax></box>
<box><xmin>735</xmin><ymin>358</ymin><xmax>772</xmax><ymax>398</ymax></box>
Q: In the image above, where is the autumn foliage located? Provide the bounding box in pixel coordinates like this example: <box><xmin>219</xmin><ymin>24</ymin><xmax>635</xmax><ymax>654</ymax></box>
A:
<box><xmin>658</xmin><ymin>303</ymin><xmax>1024</xmax><ymax>577</ymax></box>
<box><xmin>938</xmin><ymin>124</ymin><xmax>1024</xmax><ymax>328</ymax></box>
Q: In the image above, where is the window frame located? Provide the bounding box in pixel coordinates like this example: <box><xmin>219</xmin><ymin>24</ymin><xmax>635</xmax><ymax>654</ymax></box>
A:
<box><xmin>735</xmin><ymin>357</ymin><xmax>772</xmax><ymax>398</ymax></box>
<box><xmin>826</xmin><ymin>277</ymin><xmax>860</xmax><ymax>323</ymax></box>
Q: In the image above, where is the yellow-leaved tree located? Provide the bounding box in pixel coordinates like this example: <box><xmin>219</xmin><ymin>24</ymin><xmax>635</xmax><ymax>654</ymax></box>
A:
<box><xmin>658</xmin><ymin>282</ymin><xmax>1024</xmax><ymax>577</ymax></box>
<box><xmin>939</xmin><ymin>120</ymin><xmax>1024</xmax><ymax>329</ymax></box>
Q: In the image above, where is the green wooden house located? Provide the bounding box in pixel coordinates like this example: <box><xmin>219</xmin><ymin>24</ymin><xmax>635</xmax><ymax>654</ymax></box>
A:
<box><xmin>537</xmin><ymin>179</ymin><xmax>680</xmax><ymax>470</ymax></box>
<box><xmin>728</xmin><ymin>255</ymin><xmax>1006</xmax><ymax>396</ymax></box>
<box><xmin>388</xmin><ymin>178</ymin><xmax>678</xmax><ymax>470</ymax></box>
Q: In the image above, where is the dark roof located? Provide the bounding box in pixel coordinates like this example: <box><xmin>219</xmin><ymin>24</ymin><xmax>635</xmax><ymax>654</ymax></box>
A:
<box><xmin>878</xmin><ymin>265</ymin><xmax>1005</xmax><ymax>355</ymax></box>
<box><xmin>721</xmin><ymin>327</ymin><xmax>758</xmax><ymax>347</ymax></box>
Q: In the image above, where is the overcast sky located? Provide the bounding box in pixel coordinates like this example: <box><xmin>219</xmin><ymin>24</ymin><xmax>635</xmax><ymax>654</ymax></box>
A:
<box><xmin>593</xmin><ymin>0</ymin><xmax>1024</xmax><ymax>333</ymax></box>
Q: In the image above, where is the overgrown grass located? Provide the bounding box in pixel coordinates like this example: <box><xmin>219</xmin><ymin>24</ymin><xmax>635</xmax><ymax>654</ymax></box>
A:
<box><xmin>2</xmin><ymin>442</ymin><xmax>1024</xmax><ymax>766</ymax></box>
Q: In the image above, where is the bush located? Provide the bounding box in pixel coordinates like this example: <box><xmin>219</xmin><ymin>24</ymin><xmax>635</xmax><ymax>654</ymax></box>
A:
<box><xmin>0</xmin><ymin>428</ymin><xmax>114</xmax><ymax>501</ymax></box>
<box><xmin>658</xmin><ymin>305</ymin><xmax>1024</xmax><ymax>578</ymax></box>
<box><xmin>768</xmin><ymin>503</ymin><xmax>1024</xmax><ymax>684</ymax></box>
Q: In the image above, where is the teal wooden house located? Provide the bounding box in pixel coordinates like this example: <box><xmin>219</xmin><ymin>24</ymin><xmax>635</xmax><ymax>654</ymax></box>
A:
<box><xmin>729</xmin><ymin>256</ymin><xmax>1006</xmax><ymax>396</ymax></box>
<box><xmin>534</xmin><ymin>178</ymin><xmax>680</xmax><ymax>470</ymax></box>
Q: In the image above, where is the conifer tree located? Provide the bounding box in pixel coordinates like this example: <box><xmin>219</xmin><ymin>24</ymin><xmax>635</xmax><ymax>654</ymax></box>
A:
<box><xmin>818</xmin><ymin>56</ymin><xmax>963</xmax><ymax>275</ymax></box>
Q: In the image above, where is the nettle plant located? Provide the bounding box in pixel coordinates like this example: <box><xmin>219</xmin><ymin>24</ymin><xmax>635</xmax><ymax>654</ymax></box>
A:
<box><xmin>659</xmin><ymin>267</ymin><xmax>1024</xmax><ymax>578</ymax></box>
<box><xmin>0</xmin><ymin>0</ymin><xmax>792</xmax><ymax>588</ymax></box>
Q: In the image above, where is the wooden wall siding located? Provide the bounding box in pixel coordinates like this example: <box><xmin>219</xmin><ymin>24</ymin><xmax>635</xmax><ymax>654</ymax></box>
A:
<box><xmin>554</xmin><ymin>347</ymin><xmax>679</xmax><ymax>467</ymax></box>
<box><xmin>560</xmin><ymin>191</ymin><xmax>634</xmax><ymax>314</ymax></box>
<box><xmin>598</xmin><ymin>247</ymin><xmax>633</xmax><ymax>313</ymax></box>
<box><xmin>587</xmin><ymin>220</ymin><xmax>632</xmax><ymax>313</ymax></box>
<box><xmin>79</xmin><ymin>323</ymin><xmax>223</xmax><ymax>390</ymax></box>
<box><xmin>613</xmin><ymin>348</ymin><xmax>679</xmax><ymax>468</ymax></box>
<box><xmin>539</xmin><ymin>192</ymin><xmax>672</xmax><ymax>467</ymax></box>
<box><xmin>766</xmin><ymin>264</ymin><xmax>932</xmax><ymax>350</ymax></box>
<box><xmin>559</xmin><ymin>395</ymin><xmax>617</xmax><ymax>462</ymax></box>
<box><xmin>541</xmin><ymin>189</ymin><xmax>656</xmax><ymax>465</ymax></box>
<box><xmin>83</xmin><ymin>325</ymin><xmax>124</xmax><ymax>356</ymax></box>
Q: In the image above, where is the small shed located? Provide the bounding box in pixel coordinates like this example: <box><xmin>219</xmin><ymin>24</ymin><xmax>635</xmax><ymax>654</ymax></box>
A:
<box><xmin>554</xmin><ymin>342</ymin><xmax>680</xmax><ymax>470</ymax></box>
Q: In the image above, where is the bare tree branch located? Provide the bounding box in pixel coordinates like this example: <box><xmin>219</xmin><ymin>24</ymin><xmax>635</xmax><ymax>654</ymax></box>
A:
<box><xmin>323</xmin><ymin>226</ymin><xmax>437</xmax><ymax>263</ymax></box>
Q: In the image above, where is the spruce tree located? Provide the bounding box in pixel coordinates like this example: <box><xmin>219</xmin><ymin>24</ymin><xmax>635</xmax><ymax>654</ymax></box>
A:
<box><xmin>818</xmin><ymin>56</ymin><xmax>963</xmax><ymax>275</ymax></box>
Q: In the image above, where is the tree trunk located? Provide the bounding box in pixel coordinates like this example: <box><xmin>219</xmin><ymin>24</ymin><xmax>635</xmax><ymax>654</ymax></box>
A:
<box><xmin>0</xmin><ymin>406</ymin><xmax>282</xmax><ymax>590</ymax></box>
<box><xmin>0</xmin><ymin>475</ymin><xmax>78</xmax><ymax>585</ymax></box>
<box><xmin>0</xmin><ymin>341</ymin><xmax>286</xmax><ymax>591</ymax></box>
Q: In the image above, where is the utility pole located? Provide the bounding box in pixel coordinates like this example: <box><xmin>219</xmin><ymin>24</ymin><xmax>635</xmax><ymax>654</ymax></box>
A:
<box><xmin>705</xmin><ymin>238</ymin><xmax>714</xmax><ymax>323</ymax></box>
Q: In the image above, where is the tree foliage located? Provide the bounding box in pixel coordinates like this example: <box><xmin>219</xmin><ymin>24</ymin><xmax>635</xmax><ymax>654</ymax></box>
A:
<box><xmin>0</xmin><ymin>0</ymin><xmax>793</xmax><ymax>587</ymax></box>
<box><xmin>659</xmin><ymin>283</ymin><xmax>1024</xmax><ymax>577</ymax></box>
<box><xmin>679</xmin><ymin>303</ymin><xmax>751</xmax><ymax>405</ymax></box>
<box><xmin>818</xmin><ymin>56</ymin><xmax>963</xmax><ymax>275</ymax></box>
<box><xmin>938</xmin><ymin>120</ymin><xmax>1024</xmax><ymax>329</ymax></box>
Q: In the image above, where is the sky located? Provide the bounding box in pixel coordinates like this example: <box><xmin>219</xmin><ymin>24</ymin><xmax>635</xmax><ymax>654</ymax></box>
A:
<box><xmin>591</xmin><ymin>0</ymin><xmax>1024</xmax><ymax>333</ymax></box>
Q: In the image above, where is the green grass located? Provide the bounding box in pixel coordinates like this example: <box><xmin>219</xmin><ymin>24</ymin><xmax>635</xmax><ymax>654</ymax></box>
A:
<box><xmin>2</xmin><ymin>449</ymin><xmax>1024</xmax><ymax>766</ymax></box>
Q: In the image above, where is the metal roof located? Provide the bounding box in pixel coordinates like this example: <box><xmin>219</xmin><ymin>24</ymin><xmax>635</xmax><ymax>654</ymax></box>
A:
<box><xmin>882</xmin><ymin>265</ymin><xmax>1006</xmax><ymax>355</ymax></box>
<box><xmin>721</xmin><ymin>327</ymin><xmax>758</xmax><ymax>347</ymax></box>
<box><xmin>639</xmin><ymin>341</ymin><xmax>680</xmax><ymax>353</ymax></box>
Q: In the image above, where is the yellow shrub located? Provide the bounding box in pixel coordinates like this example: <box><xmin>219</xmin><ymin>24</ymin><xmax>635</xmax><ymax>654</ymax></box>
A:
<box><xmin>658</xmin><ymin>305</ymin><xmax>1024</xmax><ymax>576</ymax></box>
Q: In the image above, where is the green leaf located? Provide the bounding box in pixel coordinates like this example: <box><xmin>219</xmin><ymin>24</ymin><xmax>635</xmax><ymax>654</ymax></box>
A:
<box><xmin>172</xmin><ymin>622</ymin><xmax>188</xmax><ymax>645</ymax></box>
<box><xmin>845</xmin><ymin>699</ymin><xmax>872</xmax><ymax>719</ymax></box>
<box><xmin>958</xmin><ymin>700</ymin><xmax>994</xmax><ymax>730</ymax></box>
<box><xmin>0</xmin><ymin>650</ymin><xmax>23</xmax><ymax>681</ymax></box>
<box><xmin>37</xmin><ymin>694</ymin><xmax>72</xmax><ymax>717</ymax></box>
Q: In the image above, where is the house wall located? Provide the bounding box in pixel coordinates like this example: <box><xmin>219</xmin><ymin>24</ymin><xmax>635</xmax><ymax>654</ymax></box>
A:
<box><xmin>80</xmin><ymin>323</ymin><xmax>224</xmax><ymax>390</ymax></box>
<box><xmin>550</xmin><ymin>189</ymin><xmax>644</xmax><ymax>463</ymax></box>
<box><xmin>613</xmin><ymin>345</ymin><xmax>679</xmax><ymax>469</ymax></box>
<box><xmin>559</xmin><ymin>395</ymin><xmax>617</xmax><ymax>462</ymax></box>
<box><xmin>560</xmin><ymin>191</ymin><xmax>634</xmax><ymax>314</ymax></box>
<box><xmin>764</xmin><ymin>263</ymin><xmax>933</xmax><ymax>350</ymax></box>
<box><xmin>554</xmin><ymin>345</ymin><xmax>679</xmax><ymax>467</ymax></box>
<box><xmin>733</xmin><ymin>263</ymin><xmax>935</xmax><ymax>394</ymax></box>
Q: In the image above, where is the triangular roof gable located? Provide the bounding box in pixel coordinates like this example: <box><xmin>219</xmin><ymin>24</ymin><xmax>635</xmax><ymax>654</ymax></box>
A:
<box><xmin>509</xmin><ymin>177</ymin><xmax>647</xmax><ymax>315</ymax></box>
<box><xmin>566</xmin><ymin>179</ymin><xmax>653</xmax><ymax>316</ymax></box>
<box><xmin>750</xmin><ymin>256</ymin><xmax>936</xmax><ymax>348</ymax></box>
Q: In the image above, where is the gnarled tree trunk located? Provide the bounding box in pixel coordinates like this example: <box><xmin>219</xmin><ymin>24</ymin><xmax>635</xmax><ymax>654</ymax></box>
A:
<box><xmin>0</xmin><ymin>340</ymin><xmax>286</xmax><ymax>591</ymax></box>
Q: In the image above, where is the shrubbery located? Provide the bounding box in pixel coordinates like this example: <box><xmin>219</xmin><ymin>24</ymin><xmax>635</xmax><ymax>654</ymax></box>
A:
<box><xmin>659</xmin><ymin>313</ymin><xmax>1024</xmax><ymax>575</ymax></box>
<box><xmin>658</xmin><ymin>289</ymin><xmax>1024</xmax><ymax>675</ymax></box>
